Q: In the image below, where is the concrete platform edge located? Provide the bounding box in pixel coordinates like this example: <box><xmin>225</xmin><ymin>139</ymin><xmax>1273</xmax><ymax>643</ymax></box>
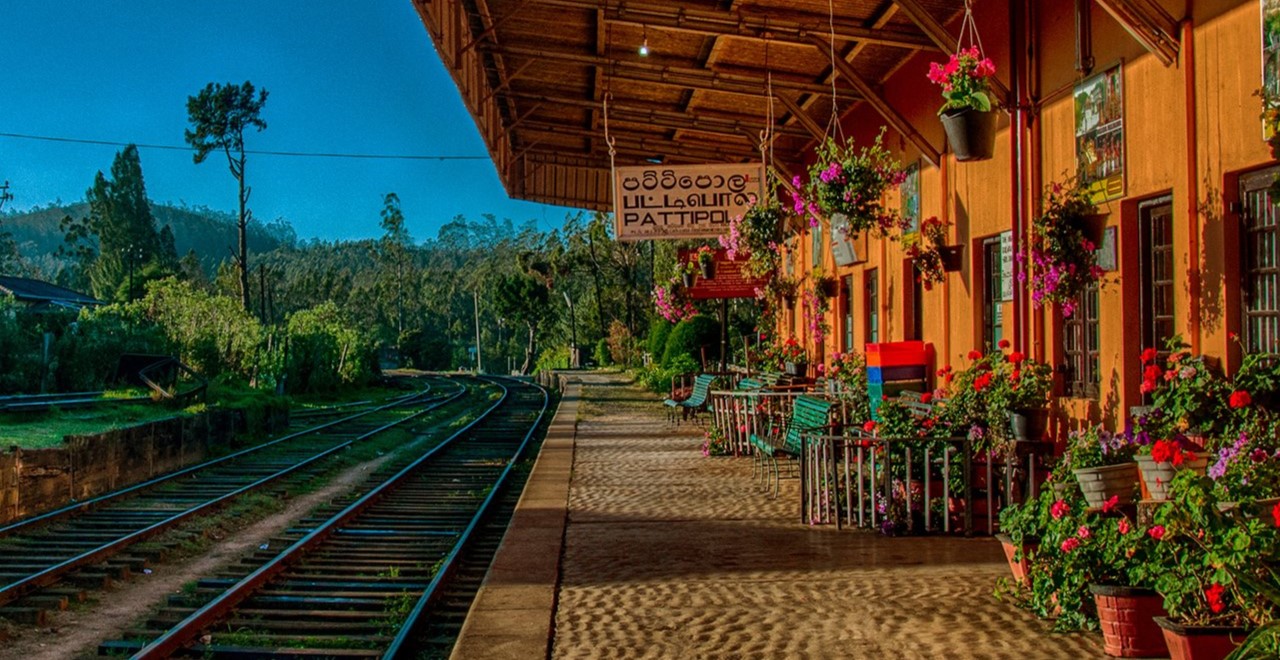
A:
<box><xmin>449</xmin><ymin>379</ymin><xmax>580</xmax><ymax>660</ymax></box>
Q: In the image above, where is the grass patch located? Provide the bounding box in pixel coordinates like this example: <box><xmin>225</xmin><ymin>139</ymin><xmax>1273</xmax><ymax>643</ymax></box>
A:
<box><xmin>0</xmin><ymin>402</ymin><xmax>183</xmax><ymax>449</ymax></box>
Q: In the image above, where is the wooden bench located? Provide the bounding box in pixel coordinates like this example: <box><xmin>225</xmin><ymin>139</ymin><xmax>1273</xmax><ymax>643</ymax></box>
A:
<box><xmin>750</xmin><ymin>395</ymin><xmax>833</xmax><ymax>497</ymax></box>
<box><xmin>663</xmin><ymin>373</ymin><xmax>715</xmax><ymax>424</ymax></box>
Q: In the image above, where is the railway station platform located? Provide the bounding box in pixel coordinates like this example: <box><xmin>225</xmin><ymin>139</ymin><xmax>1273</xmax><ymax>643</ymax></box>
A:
<box><xmin>452</xmin><ymin>372</ymin><xmax>1105</xmax><ymax>659</ymax></box>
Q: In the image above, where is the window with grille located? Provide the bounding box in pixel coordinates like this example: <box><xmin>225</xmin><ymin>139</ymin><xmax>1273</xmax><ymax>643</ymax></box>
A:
<box><xmin>983</xmin><ymin>237</ymin><xmax>1004</xmax><ymax>349</ymax></box>
<box><xmin>1063</xmin><ymin>283</ymin><xmax>1100</xmax><ymax>399</ymax></box>
<box><xmin>1139</xmin><ymin>196</ymin><xmax>1175</xmax><ymax>352</ymax></box>
<box><xmin>866</xmin><ymin>269</ymin><xmax>879</xmax><ymax>345</ymax></box>
<box><xmin>1241</xmin><ymin>168</ymin><xmax>1280</xmax><ymax>354</ymax></box>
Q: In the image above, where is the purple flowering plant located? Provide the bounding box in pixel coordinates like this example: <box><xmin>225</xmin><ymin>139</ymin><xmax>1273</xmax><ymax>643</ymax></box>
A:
<box><xmin>1205</xmin><ymin>417</ymin><xmax>1280</xmax><ymax>503</ymax></box>
<box><xmin>1027</xmin><ymin>178</ymin><xmax>1103</xmax><ymax>317</ymax></box>
<box><xmin>1062</xmin><ymin>424</ymin><xmax>1139</xmax><ymax>471</ymax></box>
<box><xmin>791</xmin><ymin>128</ymin><xmax>909</xmax><ymax>238</ymax></box>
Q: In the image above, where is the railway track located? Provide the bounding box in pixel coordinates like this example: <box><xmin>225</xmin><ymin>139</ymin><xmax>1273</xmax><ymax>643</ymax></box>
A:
<box><xmin>107</xmin><ymin>377</ymin><xmax>550</xmax><ymax>658</ymax></box>
<box><xmin>0</xmin><ymin>376</ymin><xmax>470</xmax><ymax>618</ymax></box>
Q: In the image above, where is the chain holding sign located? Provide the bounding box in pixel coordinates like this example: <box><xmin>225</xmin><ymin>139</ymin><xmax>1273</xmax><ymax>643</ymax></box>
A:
<box><xmin>614</xmin><ymin>163</ymin><xmax>765</xmax><ymax>241</ymax></box>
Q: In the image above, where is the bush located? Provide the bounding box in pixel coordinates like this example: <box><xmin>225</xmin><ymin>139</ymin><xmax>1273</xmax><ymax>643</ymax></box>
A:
<box><xmin>646</xmin><ymin>319</ymin><xmax>673</xmax><ymax>362</ymax></box>
<box><xmin>534</xmin><ymin>345</ymin><xmax>570</xmax><ymax>375</ymax></box>
<box><xmin>606</xmin><ymin>319</ymin><xmax>638</xmax><ymax>366</ymax></box>
<box><xmin>592</xmin><ymin>337</ymin><xmax>611</xmax><ymax>367</ymax></box>
<box><xmin>283</xmin><ymin>301</ymin><xmax>378</xmax><ymax>393</ymax></box>
<box><xmin>634</xmin><ymin>354</ymin><xmax>699</xmax><ymax>393</ymax></box>
<box><xmin>661</xmin><ymin>315</ymin><xmax>719</xmax><ymax>368</ymax></box>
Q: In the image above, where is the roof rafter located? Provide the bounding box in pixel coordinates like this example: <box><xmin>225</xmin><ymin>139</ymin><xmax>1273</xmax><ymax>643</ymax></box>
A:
<box><xmin>532</xmin><ymin>0</ymin><xmax>940</xmax><ymax>50</ymax></box>
<box><xmin>1093</xmin><ymin>0</ymin><xmax>1180</xmax><ymax>66</ymax></box>
<box><xmin>891</xmin><ymin>0</ymin><xmax>1011</xmax><ymax>106</ymax></box>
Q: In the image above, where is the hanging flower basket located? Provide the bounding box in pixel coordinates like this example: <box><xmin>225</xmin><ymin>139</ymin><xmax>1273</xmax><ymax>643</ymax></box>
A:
<box><xmin>700</xmin><ymin>261</ymin><xmax>714</xmax><ymax>279</ymax></box>
<box><xmin>928</xmin><ymin>44</ymin><xmax>1000</xmax><ymax>163</ymax></box>
<box><xmin>941</xmin><ymin>108</ymin><xmax>998</xmax><ymax>161</ymax></box>
<box><xmin>791</xmin><ymin>129</ymin><xmax>908</xmax><ymax>239</ymax></box>
<box><xmin>1029</xmin><ymin>178</ymin><xmax>1104</xmax><ymax>317</ymax></box>
<box><xmin>904</xmin><ymin>217</ymin><xmax>952</xmax><ymax>290</ymax></box>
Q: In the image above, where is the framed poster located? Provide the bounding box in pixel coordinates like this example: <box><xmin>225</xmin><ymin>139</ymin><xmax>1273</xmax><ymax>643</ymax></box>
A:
<box><xmin>1075</xmin><ymin>63</ymin><xmax>1126</xmax><ymax>203</ymax></box>
<box><xmin>900</xmin><ymin>161</ymin><xmax>920</xmax><ymax>233</ymax></box>
<box><xmin>1264</xmin><ymin>0</ymin><xmax>1280</xmax><ymax>137</ymax></box>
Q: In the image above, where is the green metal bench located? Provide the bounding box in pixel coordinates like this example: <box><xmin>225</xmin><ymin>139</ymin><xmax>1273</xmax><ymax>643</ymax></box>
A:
<box><xmin>663</xmin><ymin>373</ymin><xmax>715</xmax><ymax>424</ymax></box>
<box><xmin>750</xmin><ymin>395</ymin><xmax>833</xmax><ymax>497</ymax></box>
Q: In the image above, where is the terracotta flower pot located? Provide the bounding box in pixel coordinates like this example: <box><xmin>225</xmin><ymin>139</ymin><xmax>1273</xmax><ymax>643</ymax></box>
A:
<box><xmin>995</xmin><ymin>533</ymin><xmax>1036</xmax><ymax>586</ymax></box>
<box><xmin>1135</xmin><ymin>453</ymin><xmax>1210</xmax><ymax>502</ymax></box>
<box><xmin>940</xmin><ymin>107</ymin><xmax>998</xmax><ymax>161</ymax></box>
<box><xmin>1153</xmin><ymin>617</ymin><xmax>1247</xmax><ymax>660</ymax></box>
<box><xmin>1073</xmin><ymin>463</ymin><xmax>1139</xmax><ymax>509</ymax></box>
<box><xmin>1091</xmin><ymin>585</ymin><xmax>1169</xmax><ymax>658</ymax></box>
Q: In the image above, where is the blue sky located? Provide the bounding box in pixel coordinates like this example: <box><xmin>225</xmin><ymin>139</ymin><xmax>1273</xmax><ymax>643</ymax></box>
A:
<box><xmin>0</xmin><ymin>1</ymin><xmax>579</xmax><ymax>241</ymax></box>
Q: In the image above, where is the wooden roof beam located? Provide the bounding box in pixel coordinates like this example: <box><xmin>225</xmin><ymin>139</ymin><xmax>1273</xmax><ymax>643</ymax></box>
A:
<box><xmin>809</xmin><ymin>35</ymin><xmax>941</xmax><ymax>166</ymax></box>
<box><xmin>478</xmin><ymin>43</ymin><xmax>863</xmax><ymax>99</ymax></box>
<box><xmin>775</xmin><ymin>94</ymin><xmax>826</xmax><ymax>141</ymax></box>
<box><xmin>891</xmin><ymin>0</ymin><xmax>1011</xmax><ymax>106</ymax></box>
<box><xmin>609</xmin><ymin>108</ymin><xmax>810</xmax><ymax>139</ymax></box>
<box><xmin>517</xmin><ymin>122</ymin><xmax>760</xmax><ymax>160</ymax></box>
<box><xmin>1093</xmin><ymin>0</ymin><xmax>1180</xmax><ymax>66</ymax></box>
<box><xmin>532</xmin><ymin>0</ymin><xmax>939</xmax><ymax>51</ymax></box>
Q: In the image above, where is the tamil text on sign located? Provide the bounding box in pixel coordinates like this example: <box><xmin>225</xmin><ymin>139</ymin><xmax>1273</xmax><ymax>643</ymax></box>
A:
<box><xmin>614</xmin><ymin>163</ymin><xmax>764</xmax><ymax>241</ymax></box>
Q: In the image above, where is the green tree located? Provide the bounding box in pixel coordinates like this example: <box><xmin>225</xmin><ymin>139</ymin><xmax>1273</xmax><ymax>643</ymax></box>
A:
<box><xmin>59</xmin><ymin>145</ymin><xmax>164</xmax><ymax>301</ymax></box>
<box><xmin>378</xmin><ymin>193</ymin><xmax>412</xmax><ymax>357</ymax></box>
<box><xmin>185</xmin><ymin>80</ymin><xmax>269</xmax><ymax>313</ymax></box>
<box><xmin>494</xmin><ymin>272</ymin><xmax>552</xmax><ymax>374</ymax></box>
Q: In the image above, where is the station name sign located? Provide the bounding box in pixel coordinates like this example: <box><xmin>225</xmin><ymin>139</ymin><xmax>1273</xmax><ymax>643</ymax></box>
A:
<box><xmin>613</xmin><ymin>163</ymin><xmax>764</xmax><ymax>241</ymax></box>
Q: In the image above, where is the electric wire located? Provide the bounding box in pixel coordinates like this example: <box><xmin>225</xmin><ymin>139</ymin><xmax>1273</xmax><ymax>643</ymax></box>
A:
<box><xmin>0</xmin><ymin>131</ymin><xmax>488</xmax><ymax>161</ymax></box>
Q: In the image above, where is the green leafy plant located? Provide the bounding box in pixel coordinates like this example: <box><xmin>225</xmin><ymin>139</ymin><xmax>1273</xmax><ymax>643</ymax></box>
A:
<box><xmin>791</xmin><ymin>128</ymin><xmax>909</xmax><ymax>238</ymax></box>
<box><xmin>903</xmin><ymin>216</ymin><xmax>949</xmax><ymax>290</ymax></box>
<box><xmin>1027</xmin><ymin>177</ymin><xmax>1101</xmax><ymax>317</ymax></box>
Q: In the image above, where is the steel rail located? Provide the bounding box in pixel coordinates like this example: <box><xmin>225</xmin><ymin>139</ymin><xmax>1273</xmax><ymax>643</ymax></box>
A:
<box><xmin>383</xmin><ymin>377</ymin><xmax>549</xmax><ymax>658</ymax></box>
<box><xmin>129</xmin><ymin>379</ymin><xmax>535</xmax><ymax>658</ymax></box>
<box><xmin>0</xmin><ymin>382</ymin><xmax>440</xmax><ymax>539</ymax></box>
<box><xmin>0</xmin><ymin>380</ymin><xmax>467</xmax><ymax>609</ymax></box>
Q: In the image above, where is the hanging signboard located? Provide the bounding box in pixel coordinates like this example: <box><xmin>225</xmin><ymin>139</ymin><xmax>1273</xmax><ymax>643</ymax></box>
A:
<box><xmin>613</xmin><ymin>163</ymin><xmax>765</xmax><ymax>241</ymax></box>
<box><xmin>1074</xmin><ymin>63</ymin><xmax>1125</xmax><ymax>203</ymax></box>
<box><xmin>678</xmin><ymin>248</ymin><xmax>769</xmax><ymax>300</ymax></box>
<box><xmin>1000</xmin><ymin>230</ymin><xmax>1014</xmax><ymax>302</ymax></box>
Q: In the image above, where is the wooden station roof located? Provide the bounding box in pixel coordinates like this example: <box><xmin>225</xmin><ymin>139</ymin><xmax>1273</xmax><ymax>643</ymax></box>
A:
<box><xmin>413</xmin><ymin>0</ymin><xmax>970</xmax><ymax>211</ymax></box>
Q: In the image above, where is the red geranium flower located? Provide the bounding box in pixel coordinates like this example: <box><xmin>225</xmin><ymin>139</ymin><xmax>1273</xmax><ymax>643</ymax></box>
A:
<box><xmin>1148</xmin><ymin>525</ymin><xmax>1166</xmax><ymax>541</ymax></box>
<box><xmin>922</xmin><ymin>418</ymin><xmax>936</xmax><ymax>429</ymax></box>
<box><xmin>998</xmin><ymin>339</ymin><xmax>1011</xmax><ymax>349</ymax></box>
<box><xmin>1009</xmin><ymin>351</ymin><xmax>1026</xmax><ymax>364</ymax></box>
<box><xmin>1051</xmin><ymin>499</ymin><xmax>1069</xmax><ymax>520</ymax></box>
<box><xmin>1118</xmin><ymin>518</ymin><xmax>1130</xmax><ymax>535</ymax></box>
<box><xmin>863</xmin><ymin>420</ymin><xmax>876</xmax><ymax>433</ymax></box>
<box><xmin>1141</xmin><ymin>347</ymin><xmax>1158</xmax><ymax>364</ymax></box>
<box><xmin>1143</xmin><ymin>364</ymin><xmax>1162</xmax><ymax>381</ymax></box>
<box><xmin>1060</xmin><ymin>538</ymin><xmax>1080</xmax><ymax>553</ymax></box>
<box><xmin>967</xmin><ymin>350</ymin><xmax>983</xmax><ymax>360</ymax></box>
<box><xmin>1102</xmin><ymin>495</ymin><xmax>1119</xmax><ymax>512</ymax></box>
<box><xmin>920</xmin><ymin>392</ymin><xmax>933</xmax><ymax>404</ymax></box>
<box><xmin>1150</xmin><ymin>439</ymin><xmax>1184</xmax><ymax>466</ymax></box>
<box><xmin>1272</xmin><ymin>501</ymin><xmax>1280</xmax><ymax>527</ymax></box>
<box><xmin>973</xmin><ymin>373</ymin><xmax>993</xmax><ymax>392</ymax></box>
<box><xmin>1205</xmin><ymin>583</ymin><xmax>1225</xmax><ymax>614</ymax></box>
<box><xmin>1077</xmin><ymin>525</ymin><xmax>1091</xmax><ymax>539</ymax></box>
<box><xmin>1229</xmin><ymin>390</ymin><xmax>1252</xmax><ymax>409</ymax></box>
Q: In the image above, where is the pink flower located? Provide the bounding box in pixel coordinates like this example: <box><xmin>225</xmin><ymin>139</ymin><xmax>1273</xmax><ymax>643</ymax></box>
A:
<box><xmin>1148</xmin><ymin>525</ymin><xmax>1166</xmax><ymax>541</ymax></box>
<box><xmin>1050</xmin><ymin>499</ymin><xmax>1069</xmax><ymax>520</ymax></box>
<box><xmin>1118</xmin><ymin>518</ymin><xmax>1131</xmax><ymax>535</ymax></box>
<box><xmin>1060</xmin><ymin>537</ymin><xmax>1080</xmax><ymax>553</ymax></box>
<box><xmin>1076</xmin><ymin>525</ymin><xmax>1091</xmax><ymax>539</ymax></box>
<box><xmin>1101</xmin><ymin>495</ymin><xmax>1120</xmax><ymax>513</ymax></box>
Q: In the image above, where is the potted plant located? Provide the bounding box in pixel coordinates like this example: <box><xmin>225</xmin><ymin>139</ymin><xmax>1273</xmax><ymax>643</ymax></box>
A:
<box><xmin>987</xmin><ymin>346</ymin><xmax>1053</xmax><ymax>442</ymax></box>
<box><xmin>1028</xmin><ymin>178</ymin><xmax>1105</xmax><ymax>317</ymax></box>
<box><xmin>695</xmin><ymin>245</ymin><xmax>716</xmax><ymax>280</ymax></box>
<box><xmin>828</xmin><ymin>350</ymin><xmax>871</xmax><ymax>424</ymax></box>
<box><xmin>1087</xmin><ymin>510</ymin><xmax>1170</xmax><ymax>659</ymax></box>
<box><xmin>927</xmin><ymin>46</ymin><xmax>999</xmax><ymax>161</ymax></box>
<box><xmin>779</xmin><ymin>336</ymin><xmax>807</xmax><ymax>376</ymax></box>
<box><xmin>652</xmin><ymin>275</ymin><xmax>697</xmax><ymax>323</ymax></box>
<box><xmin>904</xmin><ymin>216</ymin><xmax>956</xmax><ymax>291</ymax></box>
<box><xmin>1147</xmin><ymin>471</ymin><xmax>1277</xmax><ymax>659</ymax></box>
<box><xmin>721</xmin><ymin>198</ymin><xmax>783</xmax><ymax>280</ymax></box>
<box><xmin>997</xmin><ymin>493</ymin><xmax>1050</xmax><ymax>586</ymax></box>
<box><xmin>791</xmin><ymin>128</ymin><xmax>909</xmax><ymax>239</ymax></box>
<box><xmin>1139</xmin><ymin>337</ymin><xmax>1231</xmax><ymax>443</ymax></box>
<box><xmin>1066</xmin><ymin>425</ymin><xmax>1141</xmax><ymax>509</ymax></box>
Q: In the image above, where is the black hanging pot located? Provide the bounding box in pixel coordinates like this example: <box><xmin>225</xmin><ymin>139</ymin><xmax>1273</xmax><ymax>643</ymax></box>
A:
<box><xmin>941</xmin><ymin>108</ymin><xmax>998</xmax><ymax>162</ymax></box>
<box><xmin>682</xmin><ymin>272</ymin><xmax>695</xmax><ymax>288</ymax></box>
<box><xmin>940</xmin><ymin>245</ymin><xmax>964</xmax><ymax>272</ymax></box>
<box><xmin>700</xmin><ymin>260</ymin><xmax>715</xmax><ymax>280</ymax></box>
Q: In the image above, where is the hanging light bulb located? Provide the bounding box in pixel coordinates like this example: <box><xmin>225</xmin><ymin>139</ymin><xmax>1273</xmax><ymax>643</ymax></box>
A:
<box><xmin>638</xmin><ymin>25</ymin><xmax>649</xmax><ymax>56</ymax></box>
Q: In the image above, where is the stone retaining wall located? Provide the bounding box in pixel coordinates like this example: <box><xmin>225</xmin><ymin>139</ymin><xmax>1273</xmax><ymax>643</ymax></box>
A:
<box><xmin>0</xmin><ymin>406</ymin><xmax>287</xmax><ymax>525</ymax></box>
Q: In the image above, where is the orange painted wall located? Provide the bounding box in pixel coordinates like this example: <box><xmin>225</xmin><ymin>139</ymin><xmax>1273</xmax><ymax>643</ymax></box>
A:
<box><xmin>780</xmin><ymin>0</ymin><xmax>1273</xmax><ymax>434</ymax></box>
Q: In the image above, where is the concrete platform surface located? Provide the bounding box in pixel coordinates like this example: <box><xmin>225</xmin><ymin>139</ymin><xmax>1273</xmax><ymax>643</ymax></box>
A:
<box><xmin>453</xmin><ymin>372</ymin><xmax>1106</xmax><ymax>659</ymax></box>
